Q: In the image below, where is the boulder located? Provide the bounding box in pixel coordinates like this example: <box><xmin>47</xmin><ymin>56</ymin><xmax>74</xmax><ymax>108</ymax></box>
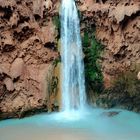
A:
<box><xmin>4</xmin><ymin>78</ymin><xmax>14</xmax><ymax>91</ymax></box>
<box><xmin>10</xmin><ymin>58</ymin><xmax>24</xmax><ymax>79</ymax></box>
<box><xmin>102</xmin><ymin>111</ymin><xmax>121</xmax><ymax>117</ymax></box>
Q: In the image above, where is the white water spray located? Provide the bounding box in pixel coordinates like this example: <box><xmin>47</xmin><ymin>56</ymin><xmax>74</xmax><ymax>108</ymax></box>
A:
<box><xmin>60</xmin><ymin>0</ymin><xmax>86</xmax><ymax>112</ymax></box>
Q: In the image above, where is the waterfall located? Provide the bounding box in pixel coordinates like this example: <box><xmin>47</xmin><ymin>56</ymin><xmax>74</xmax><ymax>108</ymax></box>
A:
<box><xmin>60</xmin><ymin>0</ymin><xmax>86</xmax><ymax>112</ymax></box>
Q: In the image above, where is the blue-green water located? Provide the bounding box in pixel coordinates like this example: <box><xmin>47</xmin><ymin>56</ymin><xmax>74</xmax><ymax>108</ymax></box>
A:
<box><xmin>0</xmin><ymin>108</ymin><xmax>140</xmax><ymax>140</ymax></box>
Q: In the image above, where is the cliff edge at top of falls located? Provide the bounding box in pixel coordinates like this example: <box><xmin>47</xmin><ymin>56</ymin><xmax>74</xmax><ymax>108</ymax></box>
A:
<box><xmin>0</xmin><ymin>0</ymin><xmax>140</xmax><ymax>119</ymax></box>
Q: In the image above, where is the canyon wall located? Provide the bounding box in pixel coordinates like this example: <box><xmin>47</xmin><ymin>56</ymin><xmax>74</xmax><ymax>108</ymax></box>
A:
<box><xmin>79</xmin><ymin>0</ymin><xmax>140</xmax><ymax>87</ymax></box>
<box><xmin>79</xmin><ymin>0</ymin><xmax>140</xmax><ymax>112</ymax></box>
<box><xmin>0</xmin><ymin>0</ymin><xmax>60</xmax><ymax>119</ymax></box>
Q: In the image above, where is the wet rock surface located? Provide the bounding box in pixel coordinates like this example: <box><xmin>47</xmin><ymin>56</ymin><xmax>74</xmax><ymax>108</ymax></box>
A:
<box><xmin>101</xmin><ymin>111</ymin><xmax>121</xmax><ymax>117</ymax></box>
<box><xmin>94</xmin><ymin>92</ymin><xmax>140</xmax><ymax>113</ymax></box>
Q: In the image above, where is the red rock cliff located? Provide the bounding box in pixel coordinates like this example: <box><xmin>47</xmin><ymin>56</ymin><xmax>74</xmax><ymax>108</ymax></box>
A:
<box><xmin>79</xmin><ymin>0</ymin><xmax>140</xmax><ymax>87</ymax></box>
<box><xmin>0</xmin><ymin>0</ymin><xmax>60</xmax><ymax>118</ymax></box>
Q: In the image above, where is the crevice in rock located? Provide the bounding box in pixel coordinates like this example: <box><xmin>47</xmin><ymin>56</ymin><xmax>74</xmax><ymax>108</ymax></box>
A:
<box><xmin>34</xmin><ymin>14</ymin><xmax>41</xmax><ymax>21</ymax></box>
<box><xmin>0</xmin><ymin>6</ymin><xmax>13</xmax><ymax>20</ymax></box>
<box><xmin>113</xmin><ymin>45</ymin><xmax>128</xmax><ymax>61</ymax></box>
<box><xmin>44</xmin><ymin>42</ymin><xmax>57</xmax><ymax>51</ymax></box>
<box><xmin>17</xmin><ymin>15</ymin><xmax>30</xmax><ymax>25</ymax></box>
<box><xmin>1</xmin><ymin>44</ymin><xmax>15</xmax><ymax>52</ymax></box>
<box><xmin>13</xmin><ymin>77</ymin><xmax>20</xmax><ymax>83</ymax></box>
<box><xmin>16</xmin><ymin>0</ymin><xmax>22</xmax><ymax>5</ymax></box>
<box><xmin>121</xmin><ymin>11</ymin><xmax>140</xmax><ymax>30</ymax></box>
<box><xmin>0</xmin><ymin>73</ymin><xmax>6</xmax><ymax>81</ymax></box>
<box><xmin>13</xmin><ymin>26</ymin><xmax>34</xmax><ymax>42</ymax></box>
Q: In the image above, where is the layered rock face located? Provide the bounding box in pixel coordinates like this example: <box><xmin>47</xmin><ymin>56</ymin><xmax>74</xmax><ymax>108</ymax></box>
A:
<box><xmin>79</xmin><ymin>0</ymin><xmax>140</xmax><ymax>112</ymax></box>
<box><xmin>79</xmin><ymin>0</ymin><xmax>140</xmax><ymax>87</ymax></box>
<box><xmin>0</xmin><ymin>0</ymin><xmax>60</xmax><ymax>119</ymax></box>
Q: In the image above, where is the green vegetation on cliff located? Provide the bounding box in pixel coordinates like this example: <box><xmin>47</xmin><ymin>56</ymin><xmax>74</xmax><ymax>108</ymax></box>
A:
<box><xmin>52</xmin><ymin>15</ymin><xmax>61</xmax><ymax>39</ymax></box>
<box><xmin>82</xmin><ymin>30</ymin><xmax>104</xmax><ymax>94</ymax></box>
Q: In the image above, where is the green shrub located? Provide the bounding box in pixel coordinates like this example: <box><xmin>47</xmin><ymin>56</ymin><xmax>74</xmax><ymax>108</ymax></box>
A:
<box><xmin>82</xmin><ymin>31</ymin><xmax>104</xmax><ymax>93</ymax></box>
<box><xmin>52</xmin><ymin>15</ymin><xmax>60</xmax><ymax>30</ymax></box>
<box><xmin>82</xmin><ymin>31</ymin><xmax>90</xmax><ymax>48</ymax></box>
<box><xmin>52</xmin><ymin>15</ymin><xmax>61</xmax><ymax>40</ymax></box>
<box><xmin>53</xmin><ymin>56</ymin><xmax>61</xmax><ymax>67</ymax></box>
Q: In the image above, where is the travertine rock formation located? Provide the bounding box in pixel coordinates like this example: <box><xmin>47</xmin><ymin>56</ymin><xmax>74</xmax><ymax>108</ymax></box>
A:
<box><xmin>0</xmin><ymin>0</ymin><xmax>60</xmax><ymax>119</ymax></box>
<box><xmin>78</xmin><ymin>0</ymin><xmax>140</xmax><ymax>112</ymax></box>
<box><xmin>79</xmin><ymin>0</ymin><xmax>140</xmax><ymax>87</ymax></box>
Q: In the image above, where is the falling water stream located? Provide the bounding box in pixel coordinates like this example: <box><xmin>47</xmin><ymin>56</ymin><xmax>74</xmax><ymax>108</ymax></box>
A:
<box><xmin>0</xmin><ymin>0</ymin><xmax>140</xmax><ymax>140</ymax></box>
<box><xmin>61</xmin><ymin>0</ymin><xmax>86</xmax><ymax>112</ymax></box>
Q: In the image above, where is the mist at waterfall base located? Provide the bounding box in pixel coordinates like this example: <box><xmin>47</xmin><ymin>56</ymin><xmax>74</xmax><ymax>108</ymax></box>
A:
<box><xmin>1</xmin><ymin>108</ymin><xmax>140</xmax><ymax>140</ymax></box>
